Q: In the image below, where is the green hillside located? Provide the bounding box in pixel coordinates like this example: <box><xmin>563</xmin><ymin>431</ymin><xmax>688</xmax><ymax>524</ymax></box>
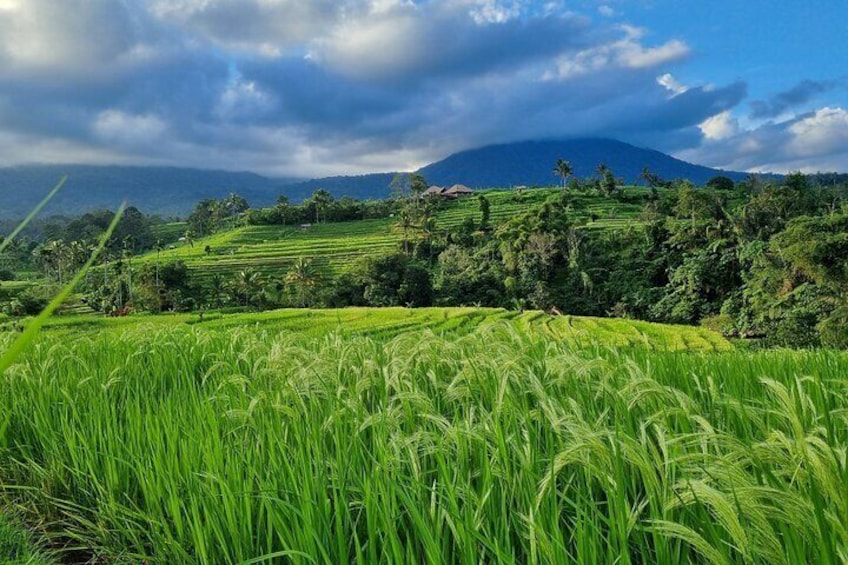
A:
<box><xmin>138</xmin><ymin>187</ymin><xmax>645</xmax><ymax>281</ymax></box>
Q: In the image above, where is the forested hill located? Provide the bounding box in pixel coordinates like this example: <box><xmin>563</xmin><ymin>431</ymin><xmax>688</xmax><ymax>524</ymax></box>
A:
<box><xmin>0</xmin><ymin>139</ymin><xmax>759</xmax><ymax>220</ymax></box>
<box><xmin>0</xmin><ymin>165</ymin><xmax>299</xmax><ymax>220</ymax></box>
<box><xmin>275</xmin><ymin>173</ymin><xmax>400</xmax><ymax>202</ymax></box>
<box><xmin>418</xmin><ymin>138</ymin><xmax>748</xmax><ymax>187</ymax></box>
<box><xmin>288</xmin><ymin>139</ymin><xmax>753</xmax><ymax>197</ymax></box>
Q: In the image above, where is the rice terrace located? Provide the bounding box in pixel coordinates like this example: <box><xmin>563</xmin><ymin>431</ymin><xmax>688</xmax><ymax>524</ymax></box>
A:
<box><xmin>1</xmin><ymin>2</ymin><xmax>848</xmax><ymax>564</ymax></box>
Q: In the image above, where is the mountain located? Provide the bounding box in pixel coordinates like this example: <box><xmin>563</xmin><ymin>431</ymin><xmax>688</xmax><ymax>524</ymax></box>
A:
<box><xmin>0</xmin><ymin>165</ymin><xmax>300</xmax><ymax>220</ymax></box>
<box><xmin>0</xmin><ymin>139</ymin><xmax>752</xmax><ymax>220</ymax></box>
<box><xmin>280</xmin><ymin>138</ymin><xmax>751</xmax><ymax>201</ymax></box>
<box><xmin>278</xmin><ymin>173</ymin><xmax>401</xmax><ymax>202</ymax></box>
<box><xmin>418</xmin><ymin>138</ymin><xmax>747</xmax><ymax>187</ymax></box>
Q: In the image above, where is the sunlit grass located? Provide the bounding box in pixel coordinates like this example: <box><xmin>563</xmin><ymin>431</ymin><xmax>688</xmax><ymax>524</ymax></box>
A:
<box><xmin>134</xmin><ymin>187</ymin><xmax>647</xmax><ymax>281</ymax></box>
<box><xmin>0</xmin><ymin>315</ymin><xmax>844</xmax><ymax>564</ymax></box>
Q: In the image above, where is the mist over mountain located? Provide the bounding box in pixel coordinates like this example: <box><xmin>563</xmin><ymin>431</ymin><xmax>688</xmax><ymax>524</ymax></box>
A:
<box><xmin>0</xmin><ymin>165</ymin><xmax>301</xmax><ymax>220</ymax></box>
<box><xmin>277</xmin><ymin>173</ymin><xmax>401</xmax><ymax>202</ymax></box>
<box><xmin>0</xmin><ymin>139</ymin><xmax>756</xmax><ymax>220</ymax></box>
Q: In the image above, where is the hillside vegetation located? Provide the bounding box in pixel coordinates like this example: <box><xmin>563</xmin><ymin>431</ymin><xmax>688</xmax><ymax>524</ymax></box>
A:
<box><xmin>137</xmin><ymin>187</ymin><xmax>645</xmax><ymax>282</ymax></box>
<box><xmin>3</xmin><ymin>170</ymin><xmax>847</xmax><ymax>348</ymax></box>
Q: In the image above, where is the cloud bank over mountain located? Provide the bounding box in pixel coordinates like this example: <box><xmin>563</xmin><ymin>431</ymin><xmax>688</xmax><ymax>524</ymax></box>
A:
<box><xmin>0</xmin><ymin>0</ymin><xmax>845</xmax><ymax>177</ymax></box>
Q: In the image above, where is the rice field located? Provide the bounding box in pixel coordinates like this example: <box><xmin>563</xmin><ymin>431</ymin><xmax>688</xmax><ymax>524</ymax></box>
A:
<box><xmin>136</xmin><ymin>188</ymin><xmax>646</xmax><ymax>281</ymax></box>
<box><xmin>1</xmin><ymin>308</ymin><xmax>846</xmax><ymax>564</ymax></box>
<box><xmin>35</xmin><ymin>307</ymin><xmax>731</xmax><ymax>352</ymax></box>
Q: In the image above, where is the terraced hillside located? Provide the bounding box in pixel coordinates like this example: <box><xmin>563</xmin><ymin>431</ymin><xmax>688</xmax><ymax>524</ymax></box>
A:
<box><xmin>137</xmin><ymin>187</ymin><xmax>646</xmax><ymax>281</ymax></box>
<box><xmin>38</xmin><ymin>307</ymin><xmax>731</xmax><ymax>352</ymax></box>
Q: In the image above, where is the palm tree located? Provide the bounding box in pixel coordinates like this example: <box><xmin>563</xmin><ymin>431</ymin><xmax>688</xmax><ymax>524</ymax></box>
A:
<box><xmin>419</xmin><ymin>216</ymin><xmax>437</xmax><ymax>242</ymax></box>
<box><xmin>122</xmin><ymin>236</ymin><xmax>135</xmax><ymax>302</ymax></box>
<box><xmin>553</xmin><ymin>159</ymin><xmax>573</xmax><ymax>188</ymax></box>
<box><xmin>231</xmin><ymin>268</ymin><xmax>264</xmax><ymax>307</ymax></box>
<box><xmin>311</xmin><ymin>189</ymin><xmax>333</xmax><ymax>223</ymax></box>
<box><xmin>394</xmin><ymin>209</ymin><xmax>414</xmax><ymax>254</ymax></box>
<box><xmin>284</xmin><ymin>258</ymin><xmax>320</xmax><ymax>307</ymax></box>
<box><xmin>154</xmin><ymin>239</ymin><xmax>164</xmax><ymax>289</ymax></box>
<box><xmin>275</xmin><ymin>195</ymin><xmax>290</xmax><ymax>226</ymax></box>
<box><xmin>68</xmin><ymin>240</ymin><xmax>88</xmax><ymax>272</ymax></box>
<box><xmin>35</xmin><ymin>240</ymin><xmax>70</xmax><ymax>283</ymax></box>
<box><xmin>208</xmin><ymin>273</ymin><xmax>228</xmax><ymax>308</ymax></box>
<box><xmin>640</xmin><ymin>167</ymin><xmax>652</xmax><ymax>187</ymax></box>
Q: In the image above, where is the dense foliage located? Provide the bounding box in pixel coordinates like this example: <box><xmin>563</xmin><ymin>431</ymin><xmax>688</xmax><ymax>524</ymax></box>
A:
<box><xmin>2</xmin><ymin>171</ymin><xmax>847</xmax><ymax>348</ymax></box>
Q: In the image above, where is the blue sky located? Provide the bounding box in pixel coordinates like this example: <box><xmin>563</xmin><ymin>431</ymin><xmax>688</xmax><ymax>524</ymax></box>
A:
<box><xmin>621</xmin><ymin>1</ymin><xmax>846</xmax><ymax>100</ymax></box>
<box><xmin>0</xmin><ymin>0</ymin><xmax>845</xmax><ymax>177</ymax></box>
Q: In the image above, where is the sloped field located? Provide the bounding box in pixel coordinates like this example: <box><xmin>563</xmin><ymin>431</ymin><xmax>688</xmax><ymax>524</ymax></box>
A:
<box><xmin>136</xmin><ymin>188</ymin><xmax>646</xmax><ymax>281</ymax></box>
<box><xmin>0</xmin><ymin>311</ymin><xmax>845</xmax><ymax>564</ymax></box>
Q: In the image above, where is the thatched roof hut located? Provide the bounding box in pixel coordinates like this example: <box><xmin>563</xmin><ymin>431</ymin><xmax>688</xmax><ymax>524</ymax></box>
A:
<box><xmin>444</xmin><ymin>184</ymin><xmax>474</xmax><ymax>196</ymax></box>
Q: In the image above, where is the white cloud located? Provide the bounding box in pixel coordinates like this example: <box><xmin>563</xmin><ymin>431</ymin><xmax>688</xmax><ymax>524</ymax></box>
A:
<box><xmin>146</xmin><ymin>0</ymin><xmax>341</xmax><ymax>55</ymax></box>
<box><xmin>94</xmin><ymin>110</ymin><xmax>168</xmax><ymax>147</ymax></box>
<box><xmin>310</xmin><ymin>2</ymin><xmax>422</xmax><ymax>79</ymax></box>
<box><xmin>215</xmin><ymin>77</ymin><xmax>276</xmax><ymax>120</ymax></box>
<box><xmin>0</xmin><ymin>0</ymin><xmax>144</xmax><ymax>74</ymax></box>
<box><xmin>699</xmin><ymin>110</ymin><xmax>738</xmax><ymax>140</ymax></box>
<box><xmin>598</xmin><ymin>5</ymin><xmax>616</xmax><ymax>18</ymax></box>
<box><xmin>467</xmin><ymin>0</ymin><xmax>523</xmax><ymax>24</ymax></box>
<box><xmin>786</xmin><ymin>107</ymin><xmax>848</xmax><ymax>157</ymax></box>
<box><xmin>681</xmin><ymin>106</ymin><xmax>848</xmax><ymax>173</ymax></box>
<box><xmin>657</xmin><ymin>73</ymin><xmax>688</xmax><ymax>95</ymax></box>
<box><xmin>621</xmin><ymin>39</ymin><xmax>688</xmax><ymax>68</ymax></box>
<box><xmin>546</xmin><ymin>25</ymin><xmax>689</xmax><ymax>80</ymax></box>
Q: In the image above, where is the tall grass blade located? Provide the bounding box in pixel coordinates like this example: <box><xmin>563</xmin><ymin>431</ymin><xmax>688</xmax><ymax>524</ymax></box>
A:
<box><xmin>0</xmin><ymin>201</ymin><xmax>125</xmax><ymax>374</ymax></box>
<box><xmin>0</xmin><ymin>175</ymin><xmax>67</xmax><ymax>254</ymax></box>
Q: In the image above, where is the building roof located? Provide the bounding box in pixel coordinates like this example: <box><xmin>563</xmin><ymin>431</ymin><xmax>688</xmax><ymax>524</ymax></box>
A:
<box><xmin>444</xmin><ymin>184</ymin><xmax>474</xmax><ymax>194</ymax></box>
<box><xmin>425</xmin><ymin>185</ymin><xmax>445</xmax><ymax>195</ymax></box>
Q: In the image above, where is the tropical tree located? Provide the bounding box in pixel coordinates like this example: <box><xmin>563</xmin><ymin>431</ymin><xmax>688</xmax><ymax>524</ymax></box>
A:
<box><xmin>706</xmin><ymin>175</ymin><xmax>735</xmax><ymax>191</ymax></box>
<box><xmin>33</xmin><ymin>239</ymin><xmax>71</xmax><ymax>283</ymax></box>
<box><xmin>310</xmin><ymin>189</ymin><xmax>334</xmax><ymax>223</ymax></box>
<box><xmin>478</xmin><ymin>194</ymin><xmax>491</xmax><ymax>230</ymax></box>
<box><xmin>553</xmin><ymin>159</ymin><xmax>573</xmax><ymax>188</ymax></box>
<box><xmin>207</xmin><ymin>273</ymin><xmax>228</xmax><ymax>308</ymax></box>
<box><xmin>641</xmin><ymin>166</ymin><xmax>667</xmax><ymax>188</ymax></box>
<box><xmin>222</xmin><ymin>192</ymin><xmax>250</xmax><ymax>217</ymax></box>
<box><xmin>230</xmin><ymin>268</ymin><xmax>264</xmax><ymax>307</ymax></box>
<box><xmin>154</xmin><ymin>239</ymin><xmax>164</xmax><ymax>289</ymax></box>
<box><xmin>284</xmin><ymin>258</ymin><xmax>321</xmax><ymax>307</ymax></box>
<box><xmin>394</xmin><ymin>209</ymin><xmax>414</xmax><ymax>254</ymax></box>
<box><xmin>409</xmin><ymin>173</ymin><xmax>428</xmax><ymax>211</ymax></box>
<box><xmin>275</xmin><ymin>195</ymin><xmax>290</xmax><ymax>225</ymax></box>
<box><xmin>598</xmin><ymin>163</ymin><xmax>618</xmax><ymax>197</ymax></box>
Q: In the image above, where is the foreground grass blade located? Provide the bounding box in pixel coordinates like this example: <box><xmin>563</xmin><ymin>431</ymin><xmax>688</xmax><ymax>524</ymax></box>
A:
<box><xmin>0</xmin><ymin>201</ymin><xmax>125</xmax><ymax>374</ymax></box>
<box><xmin>0</xmin><ymin>175</ymin><xmax>67</xmax><ymax>254</ymax></box>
